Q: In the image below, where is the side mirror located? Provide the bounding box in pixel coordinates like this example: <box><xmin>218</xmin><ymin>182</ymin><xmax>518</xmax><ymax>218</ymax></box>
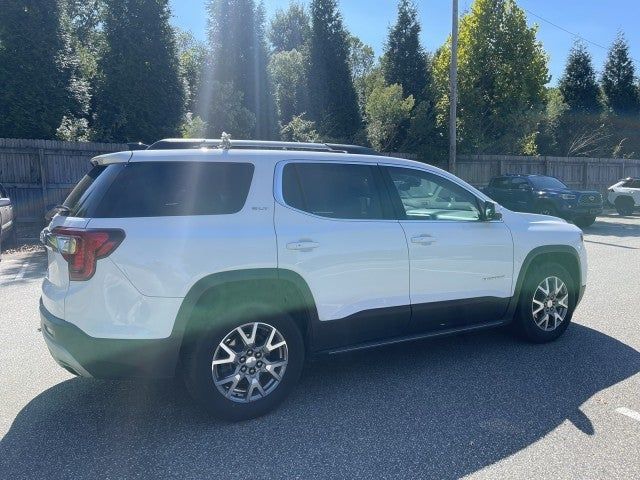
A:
<box><xmin>0</xmin><ymin>198</ymin><xmax>10</xmax><ymax>207</ymax></box>
<box><xmin>482</xmin><ymin>201</ymin><xmax>502</xmax><ymax>221</ymax></box>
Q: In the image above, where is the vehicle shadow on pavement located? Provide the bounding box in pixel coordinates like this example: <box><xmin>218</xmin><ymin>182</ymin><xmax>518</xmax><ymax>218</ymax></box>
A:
<box><xmin>584</xmin><ymin>218</ymin><xmax>640</xmax><ymax>239</ymax></box>
<box><xmin>1</xmin><ymin>324</ymin><xmax>639</xmax><ymax>479</ymax></box>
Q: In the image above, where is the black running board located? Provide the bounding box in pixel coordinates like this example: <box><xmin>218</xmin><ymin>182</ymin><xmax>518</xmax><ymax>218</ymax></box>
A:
<box><xmin>321</xmin><ymin>320</ymin><xmax>507</xmax><ymax>356</ymax></box>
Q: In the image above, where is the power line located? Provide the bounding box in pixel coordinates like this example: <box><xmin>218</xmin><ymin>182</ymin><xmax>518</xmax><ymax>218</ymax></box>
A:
<box><xmin>523</xmin><ymin>7</ymin><xmax>640</xmax><ymax>69</ymax></box>
<box><xmin>523</xmin><ymin>8</ymin><xmax>609</xmax><ymax>51</ymax></box>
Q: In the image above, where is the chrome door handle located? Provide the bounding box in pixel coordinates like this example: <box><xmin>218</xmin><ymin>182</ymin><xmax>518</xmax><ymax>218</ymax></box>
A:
<box><xmin>411</xmin><ymin>234</ymin><xmax>435</xmax><ymax>245</ymax></box>
<box><xmin>286</xmin><ymin>241</ymin><xmax>320</xmax><ymax>251</ymax></box>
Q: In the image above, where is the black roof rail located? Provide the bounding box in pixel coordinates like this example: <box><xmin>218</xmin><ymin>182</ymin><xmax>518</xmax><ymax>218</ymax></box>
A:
<box><xmin>146</xmin><ymin>138</ymin><xmax>380</xmax><ymax>155</ymax></box>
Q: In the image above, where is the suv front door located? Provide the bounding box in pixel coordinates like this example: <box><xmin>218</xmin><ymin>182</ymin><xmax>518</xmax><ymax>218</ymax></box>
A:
<box><xmin>383</xmin><ymin>166</ymin><xmax>514</xmax><ymax>333</ymax></box>
<box><xmin>274</xmin><ymin>161</ymin><xmax>410</xmax><ymax>351</ymax></box>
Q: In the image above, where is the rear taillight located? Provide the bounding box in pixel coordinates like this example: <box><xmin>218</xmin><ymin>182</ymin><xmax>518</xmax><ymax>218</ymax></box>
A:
<box><xmin>50</xmin><ymin>228</ymin><xmax>125</xmax><ymax>281</ymax></box>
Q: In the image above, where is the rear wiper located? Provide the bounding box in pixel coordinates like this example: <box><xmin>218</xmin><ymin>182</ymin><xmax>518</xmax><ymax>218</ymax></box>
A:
<box><xmin>45</xmin><ymin>204</ymin><xmax>71</xmax><ymax>222</ymax></box>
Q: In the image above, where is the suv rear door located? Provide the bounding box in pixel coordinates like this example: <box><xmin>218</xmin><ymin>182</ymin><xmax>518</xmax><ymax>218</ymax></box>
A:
<box><xmin>274</xmin><ymin>160</ymin><xmax>410</xmax><ymax>350</ymax></box>
<box><xmin>382</xmin><ymin>165</ymin><xmax>514</xmax><ymax>333</ymax></box>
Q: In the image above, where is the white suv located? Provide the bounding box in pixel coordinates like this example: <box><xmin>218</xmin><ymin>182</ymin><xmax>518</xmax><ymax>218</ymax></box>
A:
<box><xmin>607</xmin><ymin>177</ymin><xmax>640</xmax><ymax>216</ymax></box>
<box><xmin>40</xmin><ymin>139</ymin><xmax>587</xmax><ymax>420</ymax></box>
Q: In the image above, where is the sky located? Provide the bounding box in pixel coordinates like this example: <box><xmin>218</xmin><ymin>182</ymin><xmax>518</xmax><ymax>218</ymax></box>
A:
<box><xmin>169</xmin><ymin>0</ymin><xmax>640</xmax><ymax>85</ymax></box>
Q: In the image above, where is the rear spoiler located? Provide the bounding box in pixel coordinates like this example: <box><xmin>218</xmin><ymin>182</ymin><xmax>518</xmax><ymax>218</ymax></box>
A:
<box><xmin>90</xmin><ymin>151</ymin><xmax>134</xmax><ymax>166</ymax></box>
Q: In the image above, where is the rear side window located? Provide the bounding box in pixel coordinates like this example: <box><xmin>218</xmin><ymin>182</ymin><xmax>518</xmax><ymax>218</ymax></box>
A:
<box><xmin>282</xmin><ymin>162</ymin><xmax>386</xmax><ymax>220</ymax></box>
<box><xmin>65</xmin><ymin>162</ymin><xmax>254</xmax><ymax>218</ymax></box>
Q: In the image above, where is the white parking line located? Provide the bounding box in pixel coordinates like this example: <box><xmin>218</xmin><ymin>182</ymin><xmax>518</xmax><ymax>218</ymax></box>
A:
<box><xmin>14</xmin><ymin>261</ymin><xmax>30</xmax><ymax>280</ymax></box>
<box><xmin>615</xmin><ymin>407</ymin><xmax>640</xmax><ymax>423</ymax></box>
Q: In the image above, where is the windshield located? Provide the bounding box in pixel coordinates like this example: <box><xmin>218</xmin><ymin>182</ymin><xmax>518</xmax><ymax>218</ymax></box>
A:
<box><xmin>529</xmin><ymin>176</ymin><xmax>568</xmax><ymax>190</ymax></box>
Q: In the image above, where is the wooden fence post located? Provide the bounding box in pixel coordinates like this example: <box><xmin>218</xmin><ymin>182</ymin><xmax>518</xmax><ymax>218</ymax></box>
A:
<box><xmin>582</xmin><ymin>161</ymin><xmax>589</xmax><ymax>190</ymax></box>
<box><xmin>37</xmin><ymin>148</ymin><xmax>48</xmax><ymax>211</ymax></box>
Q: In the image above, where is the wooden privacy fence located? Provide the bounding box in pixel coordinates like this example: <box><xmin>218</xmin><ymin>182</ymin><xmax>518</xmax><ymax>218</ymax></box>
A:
<box><xmin>0</xmin><ymin>138</ymin><xmax>126</xmax><ymax>236</ymax></box>
<box><xmin>456</xmin><ymin>154</ymin><xmax>640</xmax><ymax>191</ymax></box>
<box><xmin>2</xmin><ymin>138</ymin><xmax>640</xmax><ymax>237</ymax></box>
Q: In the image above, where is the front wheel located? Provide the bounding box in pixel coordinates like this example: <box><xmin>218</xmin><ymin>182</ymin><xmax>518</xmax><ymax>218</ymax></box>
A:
<box><xmin>182</xmin><ymin>302</ymin><xmax>304</xmax><ymax>421</ymax></box>
<box><xmin>536</xmin><ymin>203</ymin><xmax>558</xmax><ymax>217</ymax></box>
<box><xmin>573</xmin><ymin>215</ymin><xmax>596</xmax><ymax>229</ymax></box>
<box><xmin>513</xmin><ymin>263</ymin><xmax>576</xmax><ymax>343</ymax></box>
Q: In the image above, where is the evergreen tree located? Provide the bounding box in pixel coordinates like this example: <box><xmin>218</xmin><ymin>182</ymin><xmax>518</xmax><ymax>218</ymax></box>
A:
<box><xmin>268</xmin><ymin>2</ymin><xmax>310</xmax><ymax>53</ymax></box>
<box><xmin>383</xmin><ymin>0</ymin><xmax>428</xmax><ymax>102</ymax></box>
<box><xmin>94</xmin><ymin>0</ymin><xmax>185</xmax><ymax>142</ymax></box>
<box><xmin>307</xmin><ymin>0</ymin><xmax>361</xmax><ymax>140</ymax></box>
<box><xmin>559</xmin><ymin>42</ymin><xmax>601</xmax><ymax>114</ymax></box>
<box><xmin>432</xmin><ymin>0</ymin><xmax>548</xmax><ymax>154</ymax></box>
<box><xmin>205</xmin><ymin>0</ymin><xmax>275</xmax><ymax>138</ymax></box>
<box><xmin>0</xmin><ymin>0</ymin><xmax>78</xmax><ymax>139</ymax></box>
<box><xmin>601</xmin><ymin>33</ymin><xmax>639</xmax><ymax>116</ymax></box>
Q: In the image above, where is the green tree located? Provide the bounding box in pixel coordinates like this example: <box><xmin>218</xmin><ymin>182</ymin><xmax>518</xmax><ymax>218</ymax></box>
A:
<box><xmin>383</xmin><ymin>0</ymin><xmax>428</xmax><ymax>102</ymax></box>
<box><xmin>559</xmin><ymin>41</ymin><xmax>601</xmax><ymax>114</ymax></box>
<box><xmin>200</xmin><ymin>81</ymin><xmax>256</xmax><ymax>138</ymax></box>
<box><xmin>94</xmin><ymin>0</ymin><xmax>185</xmax><ymax>142</ymax></box>
<box><xmin>176</xmin><ymin>29</ymin><xmax>207</xmax><ymax>114</ymax></box>
<box><xmin>599</xmin><ymin>34</ymin><xmax>640</xmax><ymax>158</ymax></box>
<box><xmin>432</xmin><ymin>0</ymin><xmax>548</xmax><ymax>154</ymax></box>
<box><xmin>349</xmin><ymin>35</ymin><xmax>376</xmax><ymax>116</ymax></box>
<box><xmin>268</xmin><ymin>2</ymin><xmax>310</xmax><ymax>53</ymax></box>
<box><xmin>280</xmin><ymin>113</ymin><xmax>318</xmax><ymax>142</ymax></box>
<box><xmin>602</xmin><ymin>34</ymin><xmax>639</xmax><ymax>116</ymax></box>
<box><xmin>0</xmin><ymin>0</ymin><xmax>80</xmax><ymax>139</ymax></box>
<box><xmin>308</xmin><ymin>0</ymin><xmax>361</xmax><ymax>140</ymax></box>
<box><xmin>269</xmin><ymin>49</ymin><xmax>308</xmax><ymax>126</ymax></box>
<box><xmin>205</xmin><ymin>0</ymin><xmax>275</xmax><ymax>138</ymax></box>
<box><xmin>365</xmin><ymin>83</ymin><xmax>414</xmax><ymax>151</ymax></box>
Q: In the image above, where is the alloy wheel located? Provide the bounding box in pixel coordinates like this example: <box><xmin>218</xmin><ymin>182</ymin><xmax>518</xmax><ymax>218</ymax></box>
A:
<box><xmin>211</xmin><ymin>322</ymin><xmax>288</xmax><ymax>403</ymax></box>
<box><xmin>531</xmin><ymin>276</ymin><xmax>569</xmax><ymax>331</ymax></box>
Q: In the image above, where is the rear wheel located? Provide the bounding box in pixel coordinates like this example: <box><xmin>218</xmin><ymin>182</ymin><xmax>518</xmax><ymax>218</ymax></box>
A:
<box><xmin>182</xmin><ymin>302</ymin><xmax>304</xmax><ymax>421</ymax></box>
<box><xmin>513</xmin><ymin>263</ymin><xmax>575</xmax><ymax>343</ymax></box>
<box><xmin>615</xmin><ymin>196</ymin><xmax>634</xmax><ymax>216</ymax></box>
<box><xmin>573</xmin><ymin>215</ymin><xmax>596</xmax><ymax>228</ymax></box>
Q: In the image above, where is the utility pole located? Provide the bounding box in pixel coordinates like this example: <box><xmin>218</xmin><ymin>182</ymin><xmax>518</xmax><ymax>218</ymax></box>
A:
<box><xmin>449</xmin><ymin>0</ymin><xmax>458</xmax><ymax>174</ymax></box>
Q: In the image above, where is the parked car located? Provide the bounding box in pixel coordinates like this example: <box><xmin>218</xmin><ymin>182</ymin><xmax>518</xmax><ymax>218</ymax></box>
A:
<box><xmin>0</xmin><ymin>183</ymin><xmax>17</xmax><ymax>253</ymax></box>
<box><xmin>483</xmin><ymin>174</ymin><xmax>603</xmax><ymax>228</ymax></box>
<box><xmin>607</xmin><ymin>177</ymin><xmax>640</xmax><ymax>216</ymax></box>
<box><xmin>40</xmin><ymin>140</ymin><xmax>587</xmax><ymax>421</ymax></box>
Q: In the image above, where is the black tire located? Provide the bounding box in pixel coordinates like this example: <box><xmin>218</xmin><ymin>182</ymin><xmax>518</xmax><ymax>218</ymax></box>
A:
<box><xmin>573</xmin><ymin>215</ymin><xmax>596</xmax><ymax>229</ymax></box>
<box><xmin>536</xmin><ymin>203</ymin><xmax>558</xmax><ymax>217</ymax></box>
<box><xmin>513</xmin><ymin>262</ymin><xmax>576</xmax><ymax>343</ymax></box>
<box><xmin>182</xmin><ymin>301</ymin><xmax>304</xmax><ymax>421</ymax></box>
<box><xmin>615</xmin><ymin>196</ymin><xmax>634</xmax><ymax>216</ymax></box>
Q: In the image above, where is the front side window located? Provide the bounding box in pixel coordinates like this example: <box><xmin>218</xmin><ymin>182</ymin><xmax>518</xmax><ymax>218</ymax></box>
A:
<box><xmin>510</xmin><ymin>178</ymin><xmax>531</xmax><ymax>190</ymax></box>
<box><xmin>386</xmin><ymin>167</ymin><xmax>481</xmax><ymax>221</ymax></box>
<box><xmin>282</xmin><ymin>162</ymin><xmax>385</xmax><ymax>220</ymax></box>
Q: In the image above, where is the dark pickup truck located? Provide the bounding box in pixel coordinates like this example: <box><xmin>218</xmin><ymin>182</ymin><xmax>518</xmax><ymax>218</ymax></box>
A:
<box><xmin>483</xmin><ymin>174</ymin><xmax>603</xmax><ymax>228</ymax></box>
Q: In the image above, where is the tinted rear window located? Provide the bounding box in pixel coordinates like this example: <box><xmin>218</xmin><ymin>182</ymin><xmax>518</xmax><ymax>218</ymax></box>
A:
<box><xmin>65</xmin><ymin>162</ymin><xmax>254</xmax><ymax>218</ymax></box>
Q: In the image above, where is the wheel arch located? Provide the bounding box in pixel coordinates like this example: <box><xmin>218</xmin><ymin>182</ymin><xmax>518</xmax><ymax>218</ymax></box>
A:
<box><xmin>506</xmin><ymin>245</ymin><xmax>582</xmax><ymax>320</ymax></box>
<box><xmin>172</xmin><ymin>268</ymin><xmax>319</xmax><ymax>353</ymax></box>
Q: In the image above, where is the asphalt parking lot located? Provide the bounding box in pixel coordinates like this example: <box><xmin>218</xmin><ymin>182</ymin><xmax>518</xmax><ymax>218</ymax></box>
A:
<box><xmin>1</xmin><ymin>215</ymin><xmax>639</xmax><ymax>479</ymax></box>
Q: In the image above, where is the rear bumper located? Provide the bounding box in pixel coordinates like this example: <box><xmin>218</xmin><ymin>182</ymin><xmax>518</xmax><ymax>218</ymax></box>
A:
<box><xmin>40</xmin><ymin>299</ymin><xmax>181</xmax><ymax>378</ymax></box>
